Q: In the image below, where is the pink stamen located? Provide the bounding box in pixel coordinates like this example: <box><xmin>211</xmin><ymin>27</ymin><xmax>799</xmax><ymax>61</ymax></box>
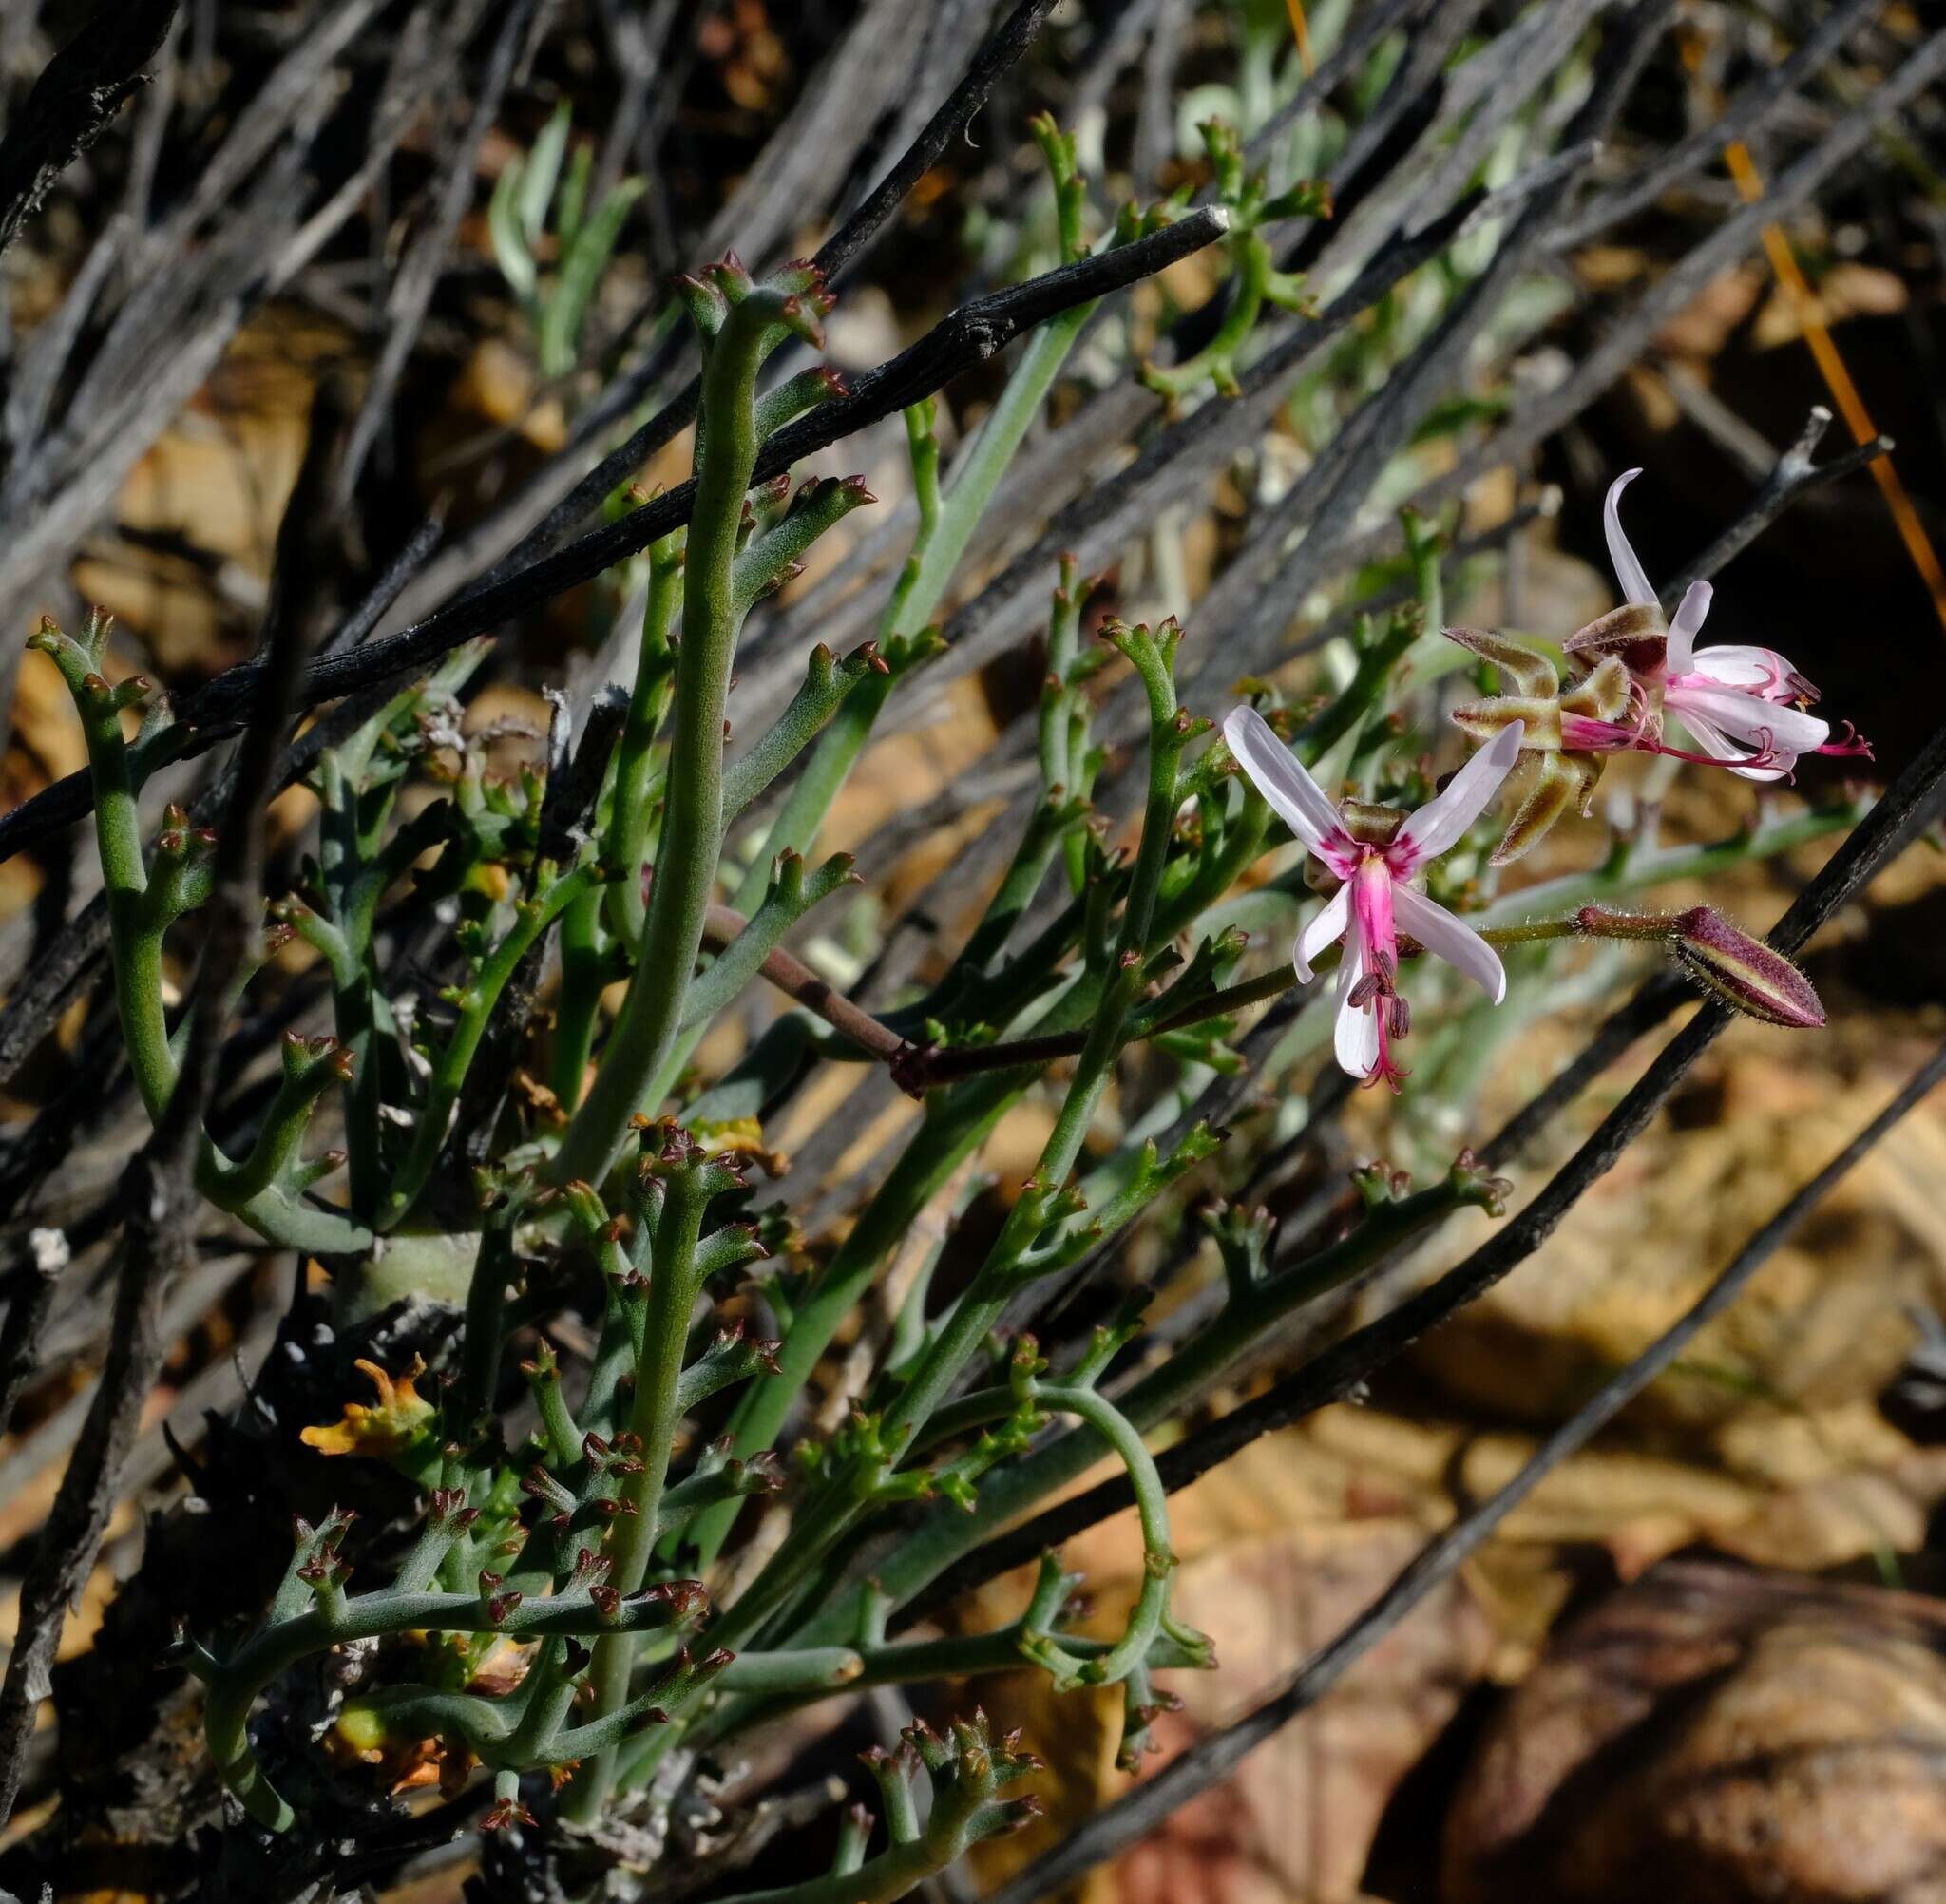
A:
<box><xmin>1564</xmin><ymin>707</ymin><xmax>1791</xmax><ymax>776</ymax></box>
<box><xmin>1813</xmin><ymin>721</ymin><xmax>1873</xmax><ymax>760</ymax></box>
<box><xmin>1654</xmin><ymin>728</ymin><xmax>1790</xmax><ymax>774</ymax></box>
<box><xmin>1669</xmin><ymin>658</ymin><xmax>1799</xmax><ymax>703</ymax></box>
<box><xmin>1559</xmin><ymin>713</ymin><xmax>1649</xmax><ymax>754</ymax></box>
<box><xmin>1356</xmin><ymin>953</ymin><xmax>1409</xmax><ymax>1093</ymax></box>
<box><xmin>1559</xmin><ymin>674</ymin><xmax>1658</xmax><ymax>753</ymax></box>
<box><xmin>1363</xmin><ymin>1014</ymin><xmax>1409</xmax><ymax>1093</ymax></box>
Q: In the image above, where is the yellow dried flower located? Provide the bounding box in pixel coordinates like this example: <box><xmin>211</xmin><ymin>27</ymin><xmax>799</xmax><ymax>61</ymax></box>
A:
<box><xmin>300</xmin><ymin>1358</ymin><xmax>433</xmax><ymax>1460</ymax></box>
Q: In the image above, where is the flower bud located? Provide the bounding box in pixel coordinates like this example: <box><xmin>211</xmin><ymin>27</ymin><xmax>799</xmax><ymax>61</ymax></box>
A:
<box><xmin>1670</xmin><ymin>906</ymin><xmax>1824</xmax><ymax>1029</ymax></box>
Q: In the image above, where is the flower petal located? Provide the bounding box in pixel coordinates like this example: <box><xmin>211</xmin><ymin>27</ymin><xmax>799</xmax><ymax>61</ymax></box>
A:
<box><xmin>1332</xmin><ymin>923</ymin><xmax>1379</xmax><ymax>1080</ymax></box>
<box><xmin>1668</xmin><ymin>681</ymin><xmax>1827</xmax><ymax>753</ymax></box>
<box><xmin>1664</xmin><ymin>579</ymin><xmax>1711</xmax><ymax>676</ymax></box>
<box><xmin>1603</xmin><ymin>468</ymin><xmax>1658</xmax><ymax>607</ymax></box>
<box><xmin>1685</xmin><ymin>643</ymin><xmax>1796</xmax><ymax>695</ymax></box>
<box><xmin>1293</xmin><ymin>883</ymin><xmax>1349</xmax><ymax>983</ymax></box>
<box><xmin>1393</xmin><ymin>884</ymin><xmax>1505</xmax><ymax>1003</ymax></box>
<box><xmin>1223</xmin><ymin>706</ymin><xmax>1345</xmax><ymax>855</ymax></box>
<box><xmin>1667</xmin><ymin>705</ymin><xmax>1791</xmax><ymax>783</ymax></box>
<box><xmin>1395</xmin><ymin>720</ymin><xmax>1526</xmax><ymax>868</ymax></box>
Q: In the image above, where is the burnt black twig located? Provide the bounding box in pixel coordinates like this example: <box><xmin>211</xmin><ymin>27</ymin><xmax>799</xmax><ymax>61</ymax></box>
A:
<box><xmin>0</xmin><ymin>0</ymin><xmax>177</xmax><ymax>259</ymax></box>
<box><xmin>1666</xmin><ymin>405</ymin><xmax>1893</xmax><ymax>601</ymax></box>
<box><xmin>814</xmin><ymin>0</ymin><xmax>1061</xmax><ymax>288</ymax></box>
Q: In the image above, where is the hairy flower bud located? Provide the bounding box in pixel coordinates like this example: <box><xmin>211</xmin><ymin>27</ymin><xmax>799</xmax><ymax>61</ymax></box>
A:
<box><xmin>1669</xmin><ymin>906</ymin><xmax>1824</xmax><ymax>1029</ymax></box>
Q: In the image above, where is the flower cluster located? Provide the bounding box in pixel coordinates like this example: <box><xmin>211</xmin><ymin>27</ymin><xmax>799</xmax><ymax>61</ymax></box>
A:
<box><xmin>1225</xmin><ymin>474</ymin><xmax>1862</xmax><ymax>1089</ymax></box>
<box><xmin>1448</xmin><ymin>471</ymin><xmax>1871</xmax><ymax>864</ymax></box>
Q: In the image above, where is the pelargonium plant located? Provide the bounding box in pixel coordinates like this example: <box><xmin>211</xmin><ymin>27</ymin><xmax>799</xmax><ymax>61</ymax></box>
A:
<box><xmin>15</xmin><ymin>99</ymin><xmax>1873</xmax><ymax>1904</ymax></box>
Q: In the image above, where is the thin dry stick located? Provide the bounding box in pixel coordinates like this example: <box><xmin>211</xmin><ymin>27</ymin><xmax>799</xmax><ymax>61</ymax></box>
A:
<box><xmin>0</xmin><ymin>206</ymin><xmax>1229</xmax><ymax>873</ymax></box>
<box><xmin>334</xmin><ymin>0</ymin><xmax>538</xmax><ymax>499</ymax></box>
<box><xmin>701</xmin><ymin>905</ymin><xmax>910</xmax><ymax>1075</ymax></box>
<box><xmin>391</xmin><ymin>0</ymin><xmax>1065</xmax><ymax>619</ymax></box>
<box><xmin>979</xmin><ymin>1033</ymin><xmax>1946</xmax><ymax>1904</ymax></box>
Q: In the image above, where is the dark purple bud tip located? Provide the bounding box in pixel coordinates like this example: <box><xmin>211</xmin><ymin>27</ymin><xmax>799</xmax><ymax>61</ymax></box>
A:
<box><xmin>652</xmin><ymin>1577</ymin><xmax>711</xmax><ymax>1617</ymax></box>
<box><xmin>1671</xmin><ymin>906</ymin><xmax>1824</xmax><ymax>1029</ymax></box>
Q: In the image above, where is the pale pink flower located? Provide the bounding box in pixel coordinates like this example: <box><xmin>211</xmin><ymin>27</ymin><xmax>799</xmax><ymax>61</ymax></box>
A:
<box><xmin>1223</xmin><ymin>709</ymin><xmax>1525</xmax><ymax>1088</ymax></box>
<box><xmin>1561</xmin><ymin>470</ymin><xmax>1870</xmax><ymax>782</ymax></box>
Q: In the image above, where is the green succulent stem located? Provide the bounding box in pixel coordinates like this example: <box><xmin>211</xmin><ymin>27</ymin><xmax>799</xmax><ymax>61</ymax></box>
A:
<box><xmin>721</xmin><ymin>642</ymin><xmax>877</xmax><ymax>823</ymax></box>
<box><xmin>554</xmin><ymin>293</ymin><xmax>787</xmax><ymax>1186</ymax></box>
<box><xmin>642</xmin><ymin>847</ymin><xmax>858</xmax><ymax>1112</ymax></box>
<box><xmin>925</xmin><ymin>1377</ymin><xmax>1185</xmax><ymax>1690</ymax></box>
<box><xmin>728</xmin><ymin>649</ymin><xmax>914</xmax><ymax>916</ymax></box>
<box><xmin>599</xmin><ymin>524</ymin><xmax>685</xmax><ymax>941</ymax></box>
<box><xmin>203</xmin><ymin>1577</ymin><xmax>685</xmax><ymax>1832</ymax></box>
<box><xmin>34</xmin><ymin>624</ymin><xmax>372</xmax><ymax>1256</ymax></box>
<box><xmin>697</xmin><ymin>1615</ymin><xmax>1207</xmax><ymax>1751</ymax></box>
<box><xmin>753</xmin><ymin>1170</ymin><xmax>1489</xmax><ymax>1686</ymax></box>
<box><xmin>563</xmin><ymin>1153</ymin><xmax>711</xmax><ymax>1823</ymax></box>
<box><xmin>680</xmin><ymin>1038</ymin><xmax>1077</xmax><ymax>1571</ymax></box>
<box><xmin>382</xmin><ymin>861</ymin><xmax>603</xmax><ymax>1231</ymax></box>
<box><xmin>703</xmin><ymin>1713</ymin><xmax>1039</xmax><ymax>1904</ymax></box>
<box><xmin>729</xmin><ymin>132</ymin><xmax>1111</xmax><ymax>906</ymax></box>
<box><xmin>698</xmin><ymin>626</ymin><xmax>1190</xmax><ymax>1655</ymax></box>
